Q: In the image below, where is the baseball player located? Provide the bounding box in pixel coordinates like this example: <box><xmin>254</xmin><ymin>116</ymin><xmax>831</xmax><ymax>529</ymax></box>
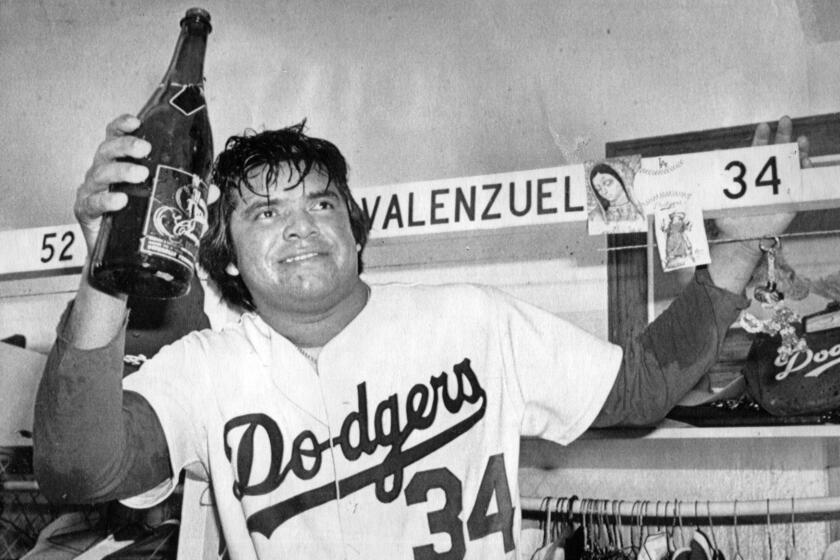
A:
<box><xmin>35</xmin><ymin>116</ymin><xmax>809</xmax><ymax>559</ymax></box>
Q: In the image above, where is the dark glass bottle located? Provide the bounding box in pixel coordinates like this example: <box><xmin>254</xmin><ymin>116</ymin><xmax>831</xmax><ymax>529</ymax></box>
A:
<box><xmin>89</xmin><ymin>8</ymin><xmax>213</xmax><ymax>298</ymax></box>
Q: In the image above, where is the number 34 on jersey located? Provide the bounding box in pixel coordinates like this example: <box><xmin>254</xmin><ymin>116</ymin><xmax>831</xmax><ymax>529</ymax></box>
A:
<box><xmin>406</xmin><ymin>453</ymin><xmax>516</xmax><ymax>559</ymax></box>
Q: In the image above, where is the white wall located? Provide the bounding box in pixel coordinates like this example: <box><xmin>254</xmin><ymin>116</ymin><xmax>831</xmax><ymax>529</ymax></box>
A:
<box><xmin>1</xmin><ymin>0</ymin><xmax>833</xmax><ymax>233</ymax></box>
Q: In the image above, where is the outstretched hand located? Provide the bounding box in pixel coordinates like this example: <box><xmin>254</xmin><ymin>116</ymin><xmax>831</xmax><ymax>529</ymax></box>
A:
<box><xmin>712</xmin><ymin>116</ymin><xmax>812</xmax><ymax>241</ymax></box>
<box><xmin>706</xmin><ymin>116</ymin><xmax>811</xmax><ymax>295</ymax></box>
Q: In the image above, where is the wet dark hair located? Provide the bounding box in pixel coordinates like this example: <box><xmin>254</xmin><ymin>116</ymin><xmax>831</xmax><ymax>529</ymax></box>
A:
<box><xmin>198</xmin><ymin>121</ymin><xmax>370</xmax><ymax>312</ymax></box>
<box><xmin>589</xmin><ymin>163</ymin><xmax>626</xmax><ymax>211</ymax></box>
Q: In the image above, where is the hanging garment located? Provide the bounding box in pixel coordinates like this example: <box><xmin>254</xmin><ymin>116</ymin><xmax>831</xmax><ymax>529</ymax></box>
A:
<box><xmin>100</xmin><ymin>520</ymin><xmax>179</xmax><ymax>559</ymax></box>
<box><xmin>638</xmin><ymin>533</ymin><xmax>669</xmax><ymax>560</ymax></box>
<box><xmin>20</xmin><ymin>512</ymin><xmax>105</xmax><ymax>560</ymax></box>
<box><xmin>823</xmin><ymin>541</ymin><xmax>840</xmax><ymax>560</ymax></box>
<box><xmin>671</xmin><ymin>529</ymin><xmax>722</xmax><ymax>560</ymax></box>
<box><xmin>531</xmin><ymin>541</ymin><xmax>566</xmax><ymax>560</ymax></box>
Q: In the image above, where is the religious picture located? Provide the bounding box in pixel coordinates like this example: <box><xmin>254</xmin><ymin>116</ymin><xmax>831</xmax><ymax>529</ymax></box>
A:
<box><xmin>653</xmin><ymin>199</ymin><xmax>710</xmax><ymax>272</ymax></box>
<box><xmin>585</xmin><ymin>155</ymin><xmax>647</xmax><ymax>235</ymax></box>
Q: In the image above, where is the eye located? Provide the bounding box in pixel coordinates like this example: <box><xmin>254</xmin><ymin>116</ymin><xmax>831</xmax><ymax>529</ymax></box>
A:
<box><xmin>256</xmin><ymin>207</ymin><xmax>279</xmax><ymax>220</ymax></box>
<box><xmin>312</xmin><ymin>199</ymin><xmax>336</xmax><ymax>211</ymax></box>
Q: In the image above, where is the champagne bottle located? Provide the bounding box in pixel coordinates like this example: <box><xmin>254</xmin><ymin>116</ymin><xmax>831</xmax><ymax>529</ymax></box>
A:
<box><xmin>89</xmin><ymin>7</ymin><xmax>213</xmax><ymax>298</ymax></box>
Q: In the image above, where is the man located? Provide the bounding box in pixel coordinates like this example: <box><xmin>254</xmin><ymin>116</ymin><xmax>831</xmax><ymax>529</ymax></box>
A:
<box><xmin>35</xmin><ymin>115</ymin><xmax>809</xmax><ymax>559</ymax></box>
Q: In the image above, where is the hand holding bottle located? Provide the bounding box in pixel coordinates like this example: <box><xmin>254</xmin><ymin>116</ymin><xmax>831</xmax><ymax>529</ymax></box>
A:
<box><xmin>85</xmin><ymin>8</ymin><xmax>212</xmax><ymax>298</ymax></box>
<box><xmin>74</xmin><ymin>114</ymin><xmax>151</xmax><ymax>253</ymax></box>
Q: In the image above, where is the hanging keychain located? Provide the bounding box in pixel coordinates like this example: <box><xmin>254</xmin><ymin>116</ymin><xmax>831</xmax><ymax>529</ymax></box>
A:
<box><xmin>740</xmin><ymin>237</ymin><xmax>808</xmax><ymax>360</ymax></box>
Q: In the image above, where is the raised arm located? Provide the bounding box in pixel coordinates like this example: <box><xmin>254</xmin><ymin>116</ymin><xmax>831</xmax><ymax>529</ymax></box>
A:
<box><xmin>592</xmin><ymin>116</ymin><xmax>811</xmax><ymax>427</ymax></box>
<box><xmin>70</xmin><ymin>114</ymin><xmax>149</xmax><ymax>346</ymax></box>
<box><xmin>34</xmin><ymin>115</ymin><xmax>172</xmax><ymax>503</ymax></box>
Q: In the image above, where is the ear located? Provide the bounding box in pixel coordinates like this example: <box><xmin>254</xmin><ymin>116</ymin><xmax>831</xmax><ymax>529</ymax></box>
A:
<box><xmin>225</xmin><ymin>263</ymin><xmax>240</xmax><ymax>276</ymax></box>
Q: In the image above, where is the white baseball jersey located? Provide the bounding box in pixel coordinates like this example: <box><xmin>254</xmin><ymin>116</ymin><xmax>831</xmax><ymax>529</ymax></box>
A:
<box><xmin>122</xmin><ymin>282</ymin><xmax>621</xmax><ymax>559</ymax></box>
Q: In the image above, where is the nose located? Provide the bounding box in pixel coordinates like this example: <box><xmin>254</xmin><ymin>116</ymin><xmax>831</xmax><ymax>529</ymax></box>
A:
<box><xmin>282</xmin><ymin>208</ymin><xmax>319</xmax><ymax>241</ymax></box>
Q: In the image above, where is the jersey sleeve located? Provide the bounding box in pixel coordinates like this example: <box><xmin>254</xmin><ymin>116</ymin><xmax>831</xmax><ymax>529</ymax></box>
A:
<box><xmin>591</xmin><ymin>267</ymin><xmax>749</xmax><ymax>427</ymax></box>
<box><xmin>489</xmin><ymin>287</ymin><xmax>622</xmax><ymax>445</ymax></box>
<box><xmin>120</xmin><ymin>332</ymin><xmax>212</xmax><ymax>508</ymax></box>
<box><xmin>34</xmin><ymin>302</ymin><xmax>179</xmax><ymax>505</ymax></box>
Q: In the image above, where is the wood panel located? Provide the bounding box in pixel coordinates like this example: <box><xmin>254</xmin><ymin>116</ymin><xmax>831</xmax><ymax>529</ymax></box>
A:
<box><xmin>604</xmin><ymin>113</ymin><xmax>840</xmax><ymax>351</ymax></box>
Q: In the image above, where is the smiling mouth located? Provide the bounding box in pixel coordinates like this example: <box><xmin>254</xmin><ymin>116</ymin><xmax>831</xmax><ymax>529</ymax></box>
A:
<box><xmin>282</xmin><ymin>252</ymin><xmax>320</xmax><ymax>264</ymax></box>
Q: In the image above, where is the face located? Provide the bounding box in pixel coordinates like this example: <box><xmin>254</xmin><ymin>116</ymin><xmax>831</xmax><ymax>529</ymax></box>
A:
<box><xmin>227</xmin><ymin>164</ymin><xmax>361</xmax><ymax>315</ymax></box>
<box><xmin>592</xmin><ymin>172</ymin><xmax>628</xmax><ymax>204</ymax></box>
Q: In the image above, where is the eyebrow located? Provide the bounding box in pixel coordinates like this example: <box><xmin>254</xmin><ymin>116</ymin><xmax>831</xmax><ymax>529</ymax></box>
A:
<box><xmin>239</xmin><ymin>189</ymin><xmax>342</xmax><ymax>216</ymax></box>
<box><xmin>309</xmin><ymin>189</ymin><xmax>341</xmax><ymax>201</ymax></box>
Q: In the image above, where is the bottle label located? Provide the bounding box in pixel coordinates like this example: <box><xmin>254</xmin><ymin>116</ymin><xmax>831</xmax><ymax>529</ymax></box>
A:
<box><xmin>140</xmin><ymin>164</ymin><xmax>208</xmax><ymax>271</ymax></box>
<box><xmin>169</xmin><ymin>83</ymin><xmax>206</xmax><ymax>116</ymax></box>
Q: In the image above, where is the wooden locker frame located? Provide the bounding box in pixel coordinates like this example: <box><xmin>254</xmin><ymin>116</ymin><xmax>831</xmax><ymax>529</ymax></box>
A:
<box><xmin>604</xmin><ymin>112</ymin><xmax>840</xmax><ymax>354</ymax></box>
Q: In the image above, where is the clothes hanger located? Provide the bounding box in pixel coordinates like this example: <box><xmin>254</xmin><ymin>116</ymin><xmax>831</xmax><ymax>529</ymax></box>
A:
<box><xmin>633</xmin><ymin>501</ymin><xmax>645</xmax><ymax>556</ymax></box>
<box><xmin>541</xmin><ymin>498</ymin><xmax>553</xmax><ymax>549</ymax></box>
<box><xmin>640</xmin><ymin>500</ymin><xmax>672</xmax><ymax>560</ymax></box>
<box><xmin>599</xmin><ymin>499</ymin><xmax>613</xmax><ymax>556</ymax></box>
<box><xmin>604</xmin><ymin>500</ymin><xmax>616</xmax><ymax>556</ymax></box>
<box><xmin>706</xmin><ymin>500</ymin><xmax>724</xmax><ymax>560</ymax></box>
<box><xmin>610</xmin><ymin>499</ymin><xmax>626</xmax><ymax>556</ymax></box>
<box><xmin>529</xmin><ymin>498</ymin><xmax>557</xmax><ymax>560</ymax></box>
<box><xmin>552</xmin><ymin>497</ymin><xmax>571</xmax><ymax>557</ymax></box>
<box><xmin>601</xmin><ymin>499</ymin><xmax>624</xmax><ymax>560</ymax></box>
<box><xmin>598</xmin><ymin>500</ymin><xmax>615</xmax><ymax>558</ymax></box>
<box><xmin>766</xmin><ymin>499</ymin><xmax>774</xmax><ymax>560</ymax></box>
<box><xmin>591</xmin><ymin>499</ymin><xmax>604</xmax><ymax>556</ymax></box>
<box><xmin>593</xmin><ymin>499</ymin><xmax>609</xmax><ymax>560</ymax></box>
<box><xmin>671</xmin><ymin>499</ymin><xmax>685</xmax><ymax>557</ymax></box>
<box><xmin>609</xmin><ymin>499</ymin><xmax>627</xmax><ymax>558</ymax></box>
<box><xmin>564</xmin><ymin>494</ymin><xmax>579</xmax><ymax>533</ymax></box>
<box><xmin>785</xmin><ymin>497</ymin><xmax>797</xmax><ymax>560</ymax></box>
<box><xmin>564</xmin><ymin>495</ymin><xmax>586</xmax><ymax>560</ymax></box>
<box><xmin>732</xmin><ymin>499</ymin><xmax>745</xmax><ymax>560</ymax></box>
<box><xmin>628</xmin><ymin>501</ymin><xmax>639</xmax><ymax>555</ymax></box>
<box><xmin>666</xmin><ymin>500</ymin><xmax>679</xmax><ymax>560</ymax></box>
<box><xmin>580</xmin><ymin>498</ymin><xmax>591</xmax><ymax>556</ymax></box>
<box><xmin>545</xmin><ymin>497</ymin><xmax>554</xmax><ymax>546</ymax></box>
<box><xmin>684</xmin><ymin>501</ymin><xmax>715</xmax><ymax>560</ymax></box>
<box><xmin>552</xmin><ymin>497</ymin><xmax>565</xmax><ymax>546</ymax></box>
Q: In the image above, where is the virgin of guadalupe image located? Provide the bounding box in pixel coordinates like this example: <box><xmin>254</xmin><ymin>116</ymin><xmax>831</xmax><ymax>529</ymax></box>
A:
<box><xmin>663</xmin><ymin>211</ymin><xmax>694</xmax><ymax>268</ymax></box>
<box><xmin>587</xmin><ymin>162</ymin><xmax>646</xmax><ymax>230</ymax></box>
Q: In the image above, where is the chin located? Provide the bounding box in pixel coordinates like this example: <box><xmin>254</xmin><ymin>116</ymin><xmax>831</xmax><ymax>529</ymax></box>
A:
<box><xmin>292</xmin><ymin>281</ymin><xmax>346</xmax><ymax>303</ymax></box>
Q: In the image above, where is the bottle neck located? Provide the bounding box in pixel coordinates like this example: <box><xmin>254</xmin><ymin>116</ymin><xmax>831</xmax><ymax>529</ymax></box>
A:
<box><xmin>162</xmin><ymin>19</ymin><xmax>210</xmax><ymax>85</ymax></box>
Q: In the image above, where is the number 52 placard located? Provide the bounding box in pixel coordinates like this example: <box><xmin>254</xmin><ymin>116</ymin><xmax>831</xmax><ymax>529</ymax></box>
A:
<box><xmin>0</xmin><ymin>224</ymin><xmax>85</xmax><ymax>278</ymax></box>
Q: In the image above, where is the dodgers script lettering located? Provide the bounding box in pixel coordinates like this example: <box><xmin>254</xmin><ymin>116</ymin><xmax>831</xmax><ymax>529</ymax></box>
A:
<box><xmin>774</xmin><ymin>342</ymin><xmax>840</xmax><ymax>381</ymax></box>
<box><xmin>223</xmin><ymin>358</ymin><xmax>487</xmax><ymax>539</ymax></box>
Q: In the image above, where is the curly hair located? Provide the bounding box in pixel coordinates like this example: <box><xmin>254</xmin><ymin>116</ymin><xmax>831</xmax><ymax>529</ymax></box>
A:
<box><xmin>198</xmin><ymin>121</ymin><xmax>370</xmax><ymax>312</ymax></box>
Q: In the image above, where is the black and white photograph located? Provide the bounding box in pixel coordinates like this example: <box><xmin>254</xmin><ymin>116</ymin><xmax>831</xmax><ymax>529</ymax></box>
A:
<box><xmin>2</xmin><ymin>1</ymin><xmax>840</xmax><ymax>558</ymax></box>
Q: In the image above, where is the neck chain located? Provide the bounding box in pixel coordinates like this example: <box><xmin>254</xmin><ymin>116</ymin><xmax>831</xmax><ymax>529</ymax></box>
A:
<box><xmin>296</xmin><ymin>346</ymin><xmax>319</xmax><ymax>364</ymax></box>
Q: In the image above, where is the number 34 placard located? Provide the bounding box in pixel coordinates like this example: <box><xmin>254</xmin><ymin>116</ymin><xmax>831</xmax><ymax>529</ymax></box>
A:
<box><xmin>634</xmin><ymin>143</ymin><xmax>802</xmax><ymax>215</ymax></box>
<box><xmin>0</xmin><ymin>224</ymin><xmax>85</xmax><ymax>278</ymax></box>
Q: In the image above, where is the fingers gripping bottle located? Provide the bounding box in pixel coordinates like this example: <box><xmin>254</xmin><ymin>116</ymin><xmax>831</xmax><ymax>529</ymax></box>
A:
<box><xmin>90</xmin><ymin>8</ymin><xmax>213</xmax><ymax>298</ymax></box>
